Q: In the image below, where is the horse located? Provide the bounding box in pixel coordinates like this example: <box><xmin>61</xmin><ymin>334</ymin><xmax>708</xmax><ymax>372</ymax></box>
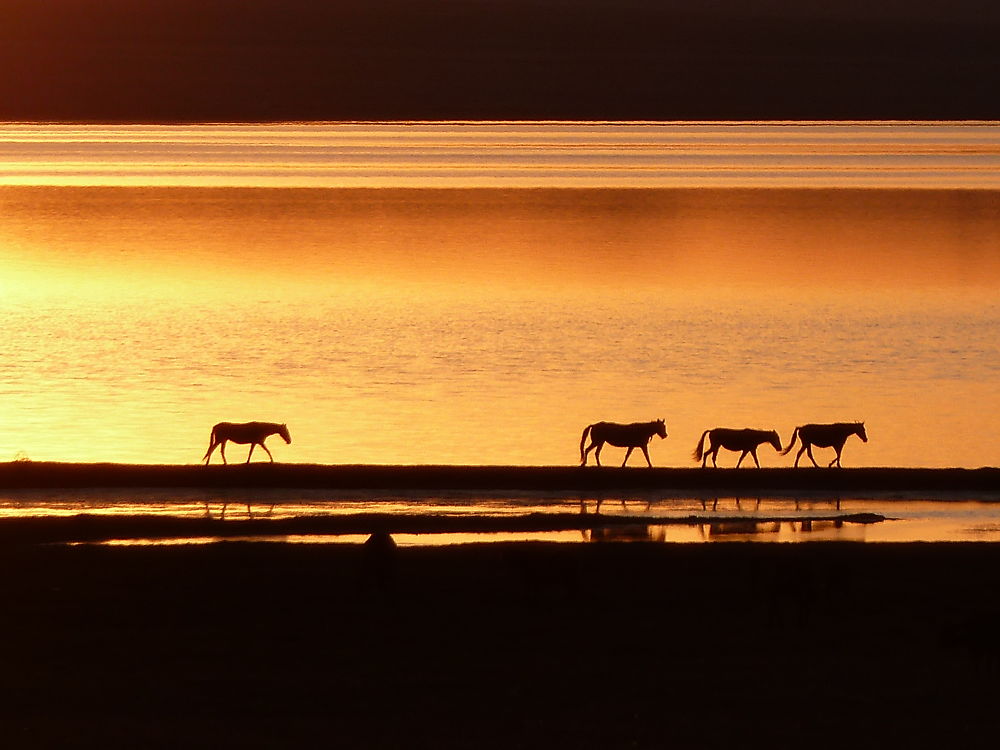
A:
<box><xmin>780</xmin><ymin>422</ymin><xmax>867</xmax><ymax>468</ymax></box>
<box><xmin>692</xmin><ymin>428</ymin><xmax>782</xmax><ymax>468</ymax></box>
<box><xmin>203</xmin><ymin>421</ymin><xmax>291</xmax><ymax>465</ymax></box>
<box><xmin>580</xmin><ymin>419</ymin><xmax>667</xmax><ymax>467</ymax></box>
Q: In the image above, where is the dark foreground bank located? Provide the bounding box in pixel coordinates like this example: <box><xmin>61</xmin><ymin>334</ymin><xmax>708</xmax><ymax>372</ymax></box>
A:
<box><xmin>2</xmin><ymin>462</ymin><xmax>999</xmax><ymax>494</ymax></box>
<box><xmin>3</xmin><ymin>541</ymin><xmax>999</xmax><ymax>748</ymax></box>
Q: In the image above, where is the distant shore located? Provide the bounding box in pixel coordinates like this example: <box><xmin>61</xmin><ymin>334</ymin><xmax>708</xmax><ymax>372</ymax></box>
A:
<box><xmin>1</xmin><ymin>461</ymin><xmax>998</xmax><ymax>494</ymax></box>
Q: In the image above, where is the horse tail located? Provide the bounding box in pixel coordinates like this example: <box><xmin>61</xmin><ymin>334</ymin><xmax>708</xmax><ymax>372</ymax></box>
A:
<box><xmin>692</xmin><ymin>430</ymin><xmax>711</xmax><ymax>462</ymax></box>
<box><xmin>780</xmin><ymin>426</ymin><xmax>800</xmax><ymax>456</ymax></box>
<box><xmin>203</xmin><ymin>425</ymin><xmax>218</xmax><ymax>461</ymax></box>
<box><xmin>579</xmin><ymin>424</ymin><xmax>593</xmax><ymax>463</ymax></box>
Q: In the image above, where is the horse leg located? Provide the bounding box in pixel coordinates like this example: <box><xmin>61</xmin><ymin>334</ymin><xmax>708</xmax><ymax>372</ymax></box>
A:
<box><xmin>622</xmin><ymin>446</ymin><xmax>634</xmax><ymax>467</ymax></box>
<box><xmin>246</xmin><ymin>443</ymin><xmax>256</xmax><ymax>463</ymax></box>
<box><xmin>750</xmin><ymin>448</ymin><xmax>761</xmax><ymax>469</ymax></box>
<box><xmin>204</xmin><ymin>439</ymin><xmax>219</xmax><ymax>465</ymax></box>
<box><xmin>805</xmin><ymin>444</ymin><xmax>819</xmax><ymax>467</ymax></box>
<box><xmin>736</xmin><ymin>451</ymin><xmax>748</xmax><ymax>468</ymax></box>
<box><xmin>594</xmin><ymin>442</ymin><xmax>604</xmax><ymax>466</ymax></box>
<box><xmin>640</xmin><ymin>445</ymin><xmax>652</xmax><ymax>467</ymax></box>
<box><xmin>219</xmin><ymin>441</ymin><xmax>228</xmax><ymax>465</ymax></box>
<box><xmin>794</xmin><ymin>444</ymin><xmax>807</xmax><ymax>467</ymax></box>
<box><xmin>261</xmin><ymin>442</ymin><xmax>275</xmax><ymax>463</ymax></box>
<box><xmin>710</xmin><ymin>448</ymin><xmax>719</xmax><ymax>468</ymax></box>
<box><xmin>829</xmin><ymin>442</ymin><xmax>844</xmax><ymax>468</ymax></box>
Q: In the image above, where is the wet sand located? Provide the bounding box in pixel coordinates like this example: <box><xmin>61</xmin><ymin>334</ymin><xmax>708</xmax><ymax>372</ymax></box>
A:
<box><xmin>2</xmin><ymin>461</ymin><xmax>999</xmax><ymax>493</ymax></box>
<box><xmin>3</xmin><ymin>541</ymin><xmax>999</xmax><ymax>748</ymax></box>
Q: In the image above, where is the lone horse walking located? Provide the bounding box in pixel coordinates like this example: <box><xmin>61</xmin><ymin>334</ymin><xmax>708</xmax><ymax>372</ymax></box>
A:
<box><xmin>203</xmin><ymin>421</ymin><xmax>291</xmax><ymax>465</ymax></box>
<box><xmin>781</xmin><ymin>422</ymin><xmax>867</xmax><ymax>468</ymax></box>
<box><xmin>580</xmin><ymin>419</ymin><xmax>667</xmax><ymax>467</ymax></box>
<box><xmin>693</xmin><ymin>428</ymin><xmax>782</xmax><ymax>468</ymax></box>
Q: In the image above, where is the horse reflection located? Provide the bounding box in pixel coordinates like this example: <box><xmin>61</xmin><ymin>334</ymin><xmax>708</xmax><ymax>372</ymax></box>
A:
<box><xmin>693</xmin><ymin>428</ymin><xmax>782</xmax><ymax>468</ymax></box>
<box><xmin>583</xmin><ymin>524</ymin><xmax>665</xmax><ymax>542</ymax></box>
<box><xmin>781</xmin><ymin>422</ymin><xmax>867</xmax><ymax>468</ymax></box>
<box><xmin>203</xmin><ymin>421</ymin><xmax>292</xmax><ymax>465</ymax></box>
<box><xmin>708</xmin><ymin>520</ymin><xmax>781</xmax><ymax>536</ymax></box>
<box><xmin>794</xmin><ymin>496</ymin><xmax>843</xmax><ymax>511</ymax></box>
<box><xmin>204</xmin><ymin>498</ymin><xmax>276</xmax><ymax>519</ymax></box>
<box><xmin>580</xmin><ymin>496</ymin><xmax>653</xmax><ymax>514</ymax></box>
<box><xmin>579</xmin><ymin>419</ymin><xmax>667</xmax><ymax>467</ymax></box>
<box><xmin>702</xmin><ymin>496</ymin><xmax>763</xmax><ymax>512</ymax></box>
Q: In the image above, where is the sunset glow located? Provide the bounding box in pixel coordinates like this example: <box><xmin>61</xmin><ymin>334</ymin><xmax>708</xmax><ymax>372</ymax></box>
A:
<box><xmin>5</xmin><ymin>1</ymin><xmax>1000</xmax><ymax>745</ymax></box>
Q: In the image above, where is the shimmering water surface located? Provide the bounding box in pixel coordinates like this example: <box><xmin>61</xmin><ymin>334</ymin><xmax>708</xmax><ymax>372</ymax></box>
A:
<box><xmin>3</xmin><ymin>490</ymin><xmax>1000</xmax><ymax>545</ymax></box>
<box><xmin>1</xmin><ymin>122</ymin><xmax>999</xmax><ymax>469</ymax></box>
<box><xmin>2</xmin><ymin>121</ymin><xmax>999</xmax><ymax>189</ymax></box>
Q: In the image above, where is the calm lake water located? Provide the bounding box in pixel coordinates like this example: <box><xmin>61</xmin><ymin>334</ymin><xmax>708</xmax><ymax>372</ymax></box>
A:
<box><xmin>3</xmin><ymin>489</ymin><xmax>1000</xmax><ymax>545</ymax></box>
<box><xmin>1</xmin><ymin>122</ymin><xmax>999</xmax><ymax>468</ymax></box>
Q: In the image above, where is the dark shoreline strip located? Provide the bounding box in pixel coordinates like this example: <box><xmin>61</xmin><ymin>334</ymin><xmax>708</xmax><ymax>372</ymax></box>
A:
<box><xmin>1</xmin><ymin>462</ymin><xmax>999</xmax><ymax>493</ymax></box>
<box><xmin>0</xmin><ymin>511</ymin><xmax>887</xmax><ymax>545</ymax></box>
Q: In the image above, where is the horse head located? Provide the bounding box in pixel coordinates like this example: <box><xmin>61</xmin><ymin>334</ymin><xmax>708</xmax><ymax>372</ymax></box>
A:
<box><xmin>279</xmin><ymin>423</ymin><xmax>292</xmax><ymax>444</ymax></box>
<box><xmin>767</xmin><ymin>430</ymin><xmax>782</xmax><ymax>452</ymax></box>
<box><xmin>855</xmin><ymin>421</ymin><xmax>868</xmax><ymax>442</ymax></box>
<box><xmin>654</xmin><ymin>419</ymin><xmax>667</xmax><ymax>439</ymax></box>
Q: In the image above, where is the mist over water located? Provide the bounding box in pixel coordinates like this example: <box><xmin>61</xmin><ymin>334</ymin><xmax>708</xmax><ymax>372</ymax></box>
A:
<box><xmin>1</xmin><ymin>123</ymin><xmax>998</xmax><ymax>467</ymax></box>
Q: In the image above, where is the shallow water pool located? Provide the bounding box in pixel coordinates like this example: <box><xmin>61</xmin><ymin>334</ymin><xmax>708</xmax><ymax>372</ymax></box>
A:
<box><xmin>5</xmin><ymin>489</ymin><xmax>1000</xmax><ymax>545</ymax></box>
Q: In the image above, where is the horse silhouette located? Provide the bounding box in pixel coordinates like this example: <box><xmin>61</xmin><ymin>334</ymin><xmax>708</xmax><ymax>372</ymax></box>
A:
<box><xmin>203</xmin><ymin>421</ymin><xmax>291</xmax><ymax>465</ymax></box>
<box><xmin>580</xmin><ymin>419</ymin><xmax>667</xmax><ymax>467</ymax></box>
<box><xmin>692</xmin><ymin>428</ymin><xmax>782</xmax><ymax>468</ymax></box>
<box><xmin>781</xmin><ymin>422</ymin><xmax>867</xmax><ymax>468</ymax></box>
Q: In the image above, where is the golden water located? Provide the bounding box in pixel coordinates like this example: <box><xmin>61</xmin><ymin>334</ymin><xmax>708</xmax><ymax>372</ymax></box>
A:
<box><xmin>1</xmin><ymin>123</ymin><xmax>998</xmax><ymax>467</ymax></box>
